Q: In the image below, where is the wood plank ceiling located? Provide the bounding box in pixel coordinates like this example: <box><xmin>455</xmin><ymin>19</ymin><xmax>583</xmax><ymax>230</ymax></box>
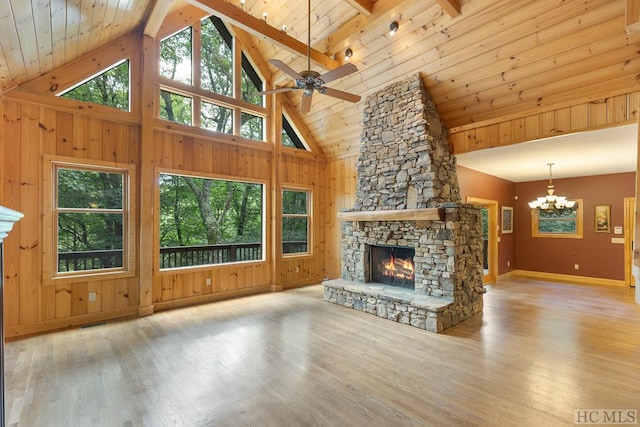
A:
<box><xmin>0</xmin><ymin>0</ymin><xmax>638</xmax><ymax>159</ymax></box>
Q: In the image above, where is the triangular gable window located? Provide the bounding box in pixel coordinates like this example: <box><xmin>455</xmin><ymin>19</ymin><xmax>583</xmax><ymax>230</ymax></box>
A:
<box><xmin>59</xmin><ymin>60</ymin><xmax>130</xmax><ymax>111</ymax></box>
<box><xmin>282</xmin><ymin>116</ymin><xmax>308</xmax><ymax>150</ymax></box>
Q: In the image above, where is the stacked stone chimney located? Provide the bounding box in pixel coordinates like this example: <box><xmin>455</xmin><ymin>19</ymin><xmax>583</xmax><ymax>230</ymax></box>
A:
<box><xmin>324</xmin><ymin>74</ymin><xmax>485</xmax><ymax>332</ymax></box>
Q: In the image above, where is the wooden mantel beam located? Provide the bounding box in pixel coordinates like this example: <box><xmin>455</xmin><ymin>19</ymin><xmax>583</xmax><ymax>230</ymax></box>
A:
<box><xmin>343</xmin><ymin>0</ymin><xmax>374</xmax><ymax>16</ymax></box>
<box><xmin>184</xmin><ymin>0</ymin><xmax>340</xmax><ymax>70</ymax></box>
<box><xmin>435</xmin><ymin>0</ymin><xmax>460</xmax><ymax>18</ymax></box>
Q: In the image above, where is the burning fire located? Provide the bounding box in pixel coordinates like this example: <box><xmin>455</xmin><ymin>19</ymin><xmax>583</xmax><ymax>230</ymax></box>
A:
<box><xmin>381</xmin><ymin>254</ymin><xmax>414</xmax><ymax>280</ymax></box>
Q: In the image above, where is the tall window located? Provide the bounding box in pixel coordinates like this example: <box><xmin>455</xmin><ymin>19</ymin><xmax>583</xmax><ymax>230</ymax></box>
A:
<box><xmin>51</xmin><ymin>162</ymin><xmax>132</xmax><ymax>276</ymax></box>
<box><xmin>282</xmin><ymin>189</ymin><xmax>310</xmax><ymax>255</ymax></box>
<box><xmin>159</xmin><ymin>173</ymin><xmax>264</xmax><ymax>268</ymax></box>
<box><xmin>158</xmin><ymin>16</ymin><xmax>265</xmax><ymax>139</ymax></box>
<box><xmin>59</xmin><ymin>60</ymin><xmax>130</xmax><ymax>111</ymax></box>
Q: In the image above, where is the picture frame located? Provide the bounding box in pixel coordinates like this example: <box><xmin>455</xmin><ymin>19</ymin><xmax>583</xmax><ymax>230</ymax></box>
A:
<box><xmin>501</xmin><ymin>206</ymin><xmax>513</xmax><ymax>234</ymax></box>
<box><xmin>594</xmin><ymin>204</ymin><xmax>611</xmax><ymax>233</ymax></box>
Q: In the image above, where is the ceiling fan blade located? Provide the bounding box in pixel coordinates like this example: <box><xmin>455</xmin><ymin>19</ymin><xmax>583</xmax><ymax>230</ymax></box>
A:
<box><xmin>319</xmin><ymin>63</ymin><xmax>358</xmax><ymax>84</ymax></box>
<box><xmin>269</xmin><ymin>59</ymin><xmax>303</xmax><ymax>81</ymax></box>
<box><xmin>300</xmin><ymin>94</ymin><xmax>313</xmax><ymax>114</ymax></box>
<box><xmin>320</xmin><ymin>87</ymin><xmax>361</xmax><ymax>103</ymax></box>
<box><xmin>254</xmin><ymin>87</ymin><xmax>299</xmax><ymax>96</ymax></box>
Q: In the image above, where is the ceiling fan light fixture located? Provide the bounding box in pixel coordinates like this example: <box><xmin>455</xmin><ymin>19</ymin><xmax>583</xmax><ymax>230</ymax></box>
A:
<box><xmin>390</xmin><ymin>21</ymin><xmax>399</xmax><ymax>36</ymax></box>
<box><xmin>345</xmin><ymin>48</ymin><xmax>353</xmax><ymax>61</ymax></box>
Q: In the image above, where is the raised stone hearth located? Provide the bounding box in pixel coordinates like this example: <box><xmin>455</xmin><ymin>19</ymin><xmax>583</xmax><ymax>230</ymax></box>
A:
<box><xmin>323</xmin><ymin>74</ymin><xmax>485</xmax><ymax>333</ymax></box>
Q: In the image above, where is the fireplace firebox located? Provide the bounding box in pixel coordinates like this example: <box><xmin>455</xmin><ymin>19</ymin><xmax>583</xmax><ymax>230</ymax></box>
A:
<box><xmin>370</xmin><ymin>245</ymin><xmax>415</xmax><ymax>289</ymax></box>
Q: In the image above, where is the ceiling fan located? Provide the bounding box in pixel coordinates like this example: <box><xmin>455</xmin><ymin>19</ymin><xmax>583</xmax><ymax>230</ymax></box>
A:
<box><xmin>256</xmin><ymin>0</ymin><xmax>361</xmax><ymax>113</ymax></box>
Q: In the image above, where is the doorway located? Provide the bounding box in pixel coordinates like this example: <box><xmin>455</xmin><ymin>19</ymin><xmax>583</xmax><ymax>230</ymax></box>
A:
<box><xmin>466</xmin><ymin>197</ymin><xmax>498</xmax><ymax>284</ymax></box>
<box><xmin>624</xmin><ymin>197</ymin><xmax>635</xmax><ymax>287</ymax></box>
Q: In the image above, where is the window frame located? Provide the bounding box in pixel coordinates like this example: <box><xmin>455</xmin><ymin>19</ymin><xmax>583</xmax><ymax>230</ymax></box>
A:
<box><xmin>281</xmin><ymin>114</ymin><xmax>308</xmax><ymax>150</ymax></box>
<box><xmin>282</xmin><ymin>187</ymin><xmax>312</xmax><ymax>257</ymax></box>
<box><xmin>156</xmin><ymin>17</ymin><xmax>268</xmax><ymax>141</ymax></box>
<box><xmin>156</xmin><ymin>169</ymin><xmax>268</xmax><ymax>272</ymax></box>
<box><xmin>57</xmin><ymin>59</ymin><xmax>131</xmax><ymax>112</ymax></box>
<box><xmin>43</xmin><ymin>156</ymin><xmax>136</xmax><ymax>284</ymax></box>
<box><xmin>531</xmin><ymin>199</ymin><xmax>583</xmax><ymax>239</ymax></box>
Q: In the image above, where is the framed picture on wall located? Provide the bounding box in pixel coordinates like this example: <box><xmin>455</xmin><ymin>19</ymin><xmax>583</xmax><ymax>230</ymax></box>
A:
<box><xmin>594</xmin><ymin>204</ymin><xmax>611</xmax><ymax>233</ymax></box>
<box><xmin>501</xmin><ymin>206</ymin><xmax>513</xmax><ymax>234</ymax></box>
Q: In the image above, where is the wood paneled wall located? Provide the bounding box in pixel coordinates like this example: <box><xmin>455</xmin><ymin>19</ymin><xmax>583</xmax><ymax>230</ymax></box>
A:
<box><xmin>1</xmin><ymin>33</ymin><xmax>328</xmax><ymax>336</ymax></box>
<box><xmin>2</xmin><ymin>99</ymin><xmax>141</xmax><ymax>336</ymax></box>
<box><xmin>450</xmin><ymin>91</ymin><xmax>639</xmax><ymax>154</ymax></box>
<box><xmin>324</xmin><ymin>156</ymin><xmax>357</xmax><ymax>280</ymax></box>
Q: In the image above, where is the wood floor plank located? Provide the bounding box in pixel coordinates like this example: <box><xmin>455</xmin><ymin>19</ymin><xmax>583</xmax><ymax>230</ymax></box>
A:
<box><xmin>4</xmin><ymin>276</ymin><xmax>640</xmax><ymax>426</ymax></box>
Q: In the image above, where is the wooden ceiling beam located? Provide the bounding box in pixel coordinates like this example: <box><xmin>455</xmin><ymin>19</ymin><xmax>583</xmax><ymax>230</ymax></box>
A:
<box><xmin>342</xmin><ymin>0</ymin><xmax>374</xmax><ymax>16</ymax></box>
<box><xmin>625</xmin><ymin>0</ymin><xmax>640</xmax><ymax>33</ymax></box>
<box><xmin>435</xmin><ymin>0</ymin><xmax>461</xmax><ymax>18</ymax></box>
<box><xmin>184</xmin><ymin>0</ymin><xmax>340</xmax><ymax>70</ymax></box>
<box><xmin>144</xmin><ymin>0</ymin><xmax>174</xmax><ymax>38</ymax></box>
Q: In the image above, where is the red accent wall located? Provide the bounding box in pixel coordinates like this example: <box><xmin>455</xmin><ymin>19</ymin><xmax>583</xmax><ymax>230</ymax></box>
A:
<box><xmin>515</xmin><ymin>172</ymin><xmax>635</xmax><ymax>281</ymax></box>
<box><xmin>457</xmin><ymin>165</ymin><xmax>516</xmax><ymax>276</ymax></box>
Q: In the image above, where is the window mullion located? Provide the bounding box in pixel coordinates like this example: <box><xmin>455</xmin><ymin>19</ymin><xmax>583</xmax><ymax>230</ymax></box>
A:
<box><xmin>233</xmin><ymin>37</ymin><xmax>242</xmax><ymax>136</ymax></box>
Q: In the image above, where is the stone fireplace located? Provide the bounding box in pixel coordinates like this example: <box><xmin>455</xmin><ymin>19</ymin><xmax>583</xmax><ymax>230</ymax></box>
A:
<box><xmin>323</xmin><ymin>74</ymin><xmax>485</xmax><ymax>333</ymax></box>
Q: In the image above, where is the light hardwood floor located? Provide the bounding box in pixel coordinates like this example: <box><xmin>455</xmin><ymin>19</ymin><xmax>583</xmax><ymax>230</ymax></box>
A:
<box><xmin>4</xmin><ymin>276</ymin><xmax>640</xmax><ymax>426</ymax></box>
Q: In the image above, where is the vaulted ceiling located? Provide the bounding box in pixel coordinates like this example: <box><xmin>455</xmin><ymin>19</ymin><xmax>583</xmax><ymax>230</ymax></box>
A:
<box><xmin>1</xmin><ymin>0</ymin><xmax>639</xmax><ymax>160</ymax></box>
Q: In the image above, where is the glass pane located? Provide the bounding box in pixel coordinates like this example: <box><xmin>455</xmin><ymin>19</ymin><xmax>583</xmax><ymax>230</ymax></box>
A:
<box><xmin>241</xmin><ymin>53</ymin><xmax>263</xmax><ymax>106</ymax></box>
<box><xmin>538</xmin><ymin>219</ymin><xmax>577</xmax><ymax>234</ymax></box>
<box><xmin>201</xmin><ymin>101</ymin><xmax>233</xmax><ymax>133</ymax></box>
<box><xmin>159</xmin><ymin>90</ymin><xmax>192</xmax><ymax>125</ymax></box>
<box><xmin>160</xmin><ymin>27</ymin><xmax>192</xmax><ymax>85</ymax></box>
<box><xmin>283</xmin><ymin>217</ymin><xmax>308</xmax><ymax>254</ymax></box>
<box><xmin>538</xmin><ymin>208</ymin><xmax>578</xmax><ymax>234</ymax></box>
<box><xmin>61</xmin><ymin>61</ymin><xmax>130</xmax><ymax>111</ymax></box>
<box><xmin>58</xmin><ymin>168</ymin><xmax>123</xmax><ymax>209</ymax></box>
<box><xmin>58</xmin><ymin>212</ymin><xmax>124</xmax><ymax>272</ymax></box>
<box><xmin>201</xmin><ymin>17</ymin><xmax>233</xmax><ymax>97</ymax></box>
<box><xmin>282</xmin><ymin>128</ymin><xmax>296</xmax><ymax>148</ymax></box>
<box><xmin>283</xmin><ymin>190</ymin><xmax>307</xmax><ymax>214</ymax></box>
<box><xmin>159</xmin><ymin>174</ymin><xmax>264</xmax><ymax>268</ymax></box>
<box><xmin>241</xmin><ymin>112</ymin><xmax>264</xmax><ymax>140</ymax></box>
<box><xmin>282</xmin><ymin>116</ymin><xmax>306</xmax><ymax>150</ymax></box>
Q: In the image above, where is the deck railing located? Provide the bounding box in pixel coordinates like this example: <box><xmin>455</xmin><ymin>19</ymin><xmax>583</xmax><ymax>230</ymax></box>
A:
<box><xmin>58</xmin><ymin>241</ymin><xmax>308</xmax><ymax>271</ymax></box>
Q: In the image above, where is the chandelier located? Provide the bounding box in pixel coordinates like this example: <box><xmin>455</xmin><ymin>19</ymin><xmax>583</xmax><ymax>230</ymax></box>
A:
<box><xmin>528</xmin><ymin>163</ymin><xmax>576</xmax><ymax>213</ymax></box>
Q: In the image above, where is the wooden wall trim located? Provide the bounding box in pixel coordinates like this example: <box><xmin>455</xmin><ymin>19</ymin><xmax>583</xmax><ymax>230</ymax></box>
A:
<box><xmin>512</xmin><ymin>269</ymin><xmax>625</xmax><ymax>287</ymax></box>
<box><xmin>450</xmin><ymin>91</ymin><xmax>639</xmax><ymax>154</ymax></box>
<box><xmin>5</xmin><ymin>307</ymin><xmax>139</xmax><ymax>338</ymax></box>
<box><xmin>3</xmin><ymin>90</ymin><xmax>142</xmax><ymax>125</ymax></box>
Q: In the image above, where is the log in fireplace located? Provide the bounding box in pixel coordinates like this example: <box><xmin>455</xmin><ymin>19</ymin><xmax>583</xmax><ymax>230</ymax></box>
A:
<box><xmin>370</xmin><ymin>245</ymin><xmax>415</xmax><ymax>289</ymax></box>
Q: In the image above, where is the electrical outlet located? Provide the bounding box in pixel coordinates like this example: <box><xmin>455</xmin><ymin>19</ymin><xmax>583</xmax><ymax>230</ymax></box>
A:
<box><xmin>206</xmin><ymin>278</ymin><xmax>212</xmax><ymax>286</ymax></box>
<box><xmin>574</xmin><ymin>264</ymin><xmax>580</xmax><ymax>270</ymax></box>
<box><xmin>88</xmin><ymin>292</ymin><xmax>97</xmax><ymax>302</ymax></box>
<box><xmin>507</xmin><ymin>261</ymin><xmax>510</xmax><ymax>267</ymax></box>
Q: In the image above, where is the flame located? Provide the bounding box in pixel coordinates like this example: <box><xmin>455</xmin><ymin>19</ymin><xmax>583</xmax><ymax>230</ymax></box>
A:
<box><xmin>381</xmin><ymin>254</ymin><xmax>414</xmax><ymax>280</ymax></box>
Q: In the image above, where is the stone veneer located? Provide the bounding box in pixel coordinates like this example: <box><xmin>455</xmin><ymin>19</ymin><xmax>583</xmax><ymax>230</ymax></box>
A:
<box><xmin>323</xmin><ymin>74</ymin><xmax>485</xmax><ymax>333</ymax></box>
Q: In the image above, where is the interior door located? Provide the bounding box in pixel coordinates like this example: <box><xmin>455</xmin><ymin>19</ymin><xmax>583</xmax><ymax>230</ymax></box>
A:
<box><xmin>466</xmin><ymin>197</ymin><xmax>498</xmax><ymax>284</ymax></box>
<box><xmin>625</xmin><ymin>197</ymin><xmax>636</xmax><ymax>287</ymax></box>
